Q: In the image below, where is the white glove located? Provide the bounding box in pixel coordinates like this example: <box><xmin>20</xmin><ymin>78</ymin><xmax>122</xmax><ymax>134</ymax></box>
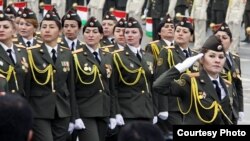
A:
<box><xmin>74</xmin><ymin>118</ymin><xmax>86</xmax><ymax>130</ymax></box>
<box><xmin>175</xmin><ymin>53</ymin><xmax>204</xmax><ymax>73</ymax></box>
<box><xmin>116</xmin><ymin>114</ymin><xmax>125</xmax><ymax>126</ymax></box>
<box><xmin>108</xmin><ymin>118</ymin><xmax>117</xmax><ymax>129</ymax></box>
<box><xmin>153</xmin><ymin>116</ymin><xmax>158</xmax><ymax>124</ymax></box>
<box><xmin>238</xmin><ymin>112</ymin><xmax>244</xmax><ymax>121</ymax></box>
<box><xmin>68</xmin><ymin>122</ymin><xmax>74</xmax><ymax>134</ymax></box>
<box><xmin>158</xmin><ymin>111</ymin><xmax>169</xmax><ymax>120</ymax></box>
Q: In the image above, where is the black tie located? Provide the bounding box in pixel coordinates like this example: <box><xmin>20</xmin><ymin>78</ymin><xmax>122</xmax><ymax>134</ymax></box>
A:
<box><xmin>136</xmin><ymin>51</ymin><xmax>142</xmax><ymax>61</ymax></box>
<box><xmin>212</xmin><ymin>80</ymin><xmax>221</xmax><ymax>101</ymax></box>
<box><xmin>183</xmin><ymin>49</ymin><xmax>189</xmax><ymax>58</ymax></box>
<box><xmin>6</xmin><ymin>49</ymin><xmax>15</xmax><ymax>64</ymax></box>
<box><xmin>170</xmin><ymin>42</ymin><xmax>174</xmax><ymax>46</ymax></box>
<box><xmin>71</xmin><ymin>42</ymin><xmax>75</xmax><ymax>51</ymax></box>
<box><xmin>111</xmin><ymin>38</ymin><xmax>115</xmax><ymax>44</ymax></box>
<box><xmin>51</xmin><ymin>49</ymin><xmax>57</xmax><ymax>63</ymax></box>
<box><xmin>27</xmin><ymin>41</ymin><xmax>31</xmax><ymax>47</ymax></box>
<box><xmin>93</xmin><ymin>51</ymin><xmax>101</xmax><ymax>64</ymax></box>
<box><xmin>226</xmin><ymin>54</ymin><xmax>232</xmax><ymax>69</ymax></box>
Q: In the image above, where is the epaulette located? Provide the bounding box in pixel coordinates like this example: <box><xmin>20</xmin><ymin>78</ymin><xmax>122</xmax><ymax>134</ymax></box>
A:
<box><xmin>12</xmin><ymin>38</ymin><xmax>18</xmax><ymax>42</ymax></box>
<box><xmin>163</xmin><ymin>45</ymin><xmax>175</xmax><ymax>49</ymax></box>
<box><xmin>231</xmin><ymin>53</ymin><xmax>239</xmax><ymax>57</ymax></box>
<box><xmin>36</xmin><ymin>31</ymin><xmax>41</xmax><ymax>35</ymax></box>
<box><xmin>72</xmin><ymin>48</ymin><xmax>83</xmax><ymax>54</ymax></box>
<box><xmin>57</xmin><ymin>37</ymin><xmax>62</xmax><ymax>43</ymax></box>
<box><xmin>223</xmin><ymin>78</ymin><xmax>232</xmax><ymax>85</ymax></box>
<box><xmin>60</xmin><ymin>46</ymin><xmax>70</xmax><ymax>50</ymax></box>
<box><xmin>149</xmin><ymin>40</ymin><xmax>159</xmax><ymax>44</ymax></box>
<box><xmin>37</xmin><ymin>40</ymin><xmax>43</xmax><ymax>44</ymax></box>
<box><xmin>191</xmin><ymin>49</ymin><xmax>199</xmax><ymax>54</ymax></box>
<box><xmin>112</xmin><ymin>48</ymin><xmax>124</xmax><ymax>54</ymax></box>
<box><xmin>79</xmin><ymin>41</ymin><xmax>85</xmax><ymax>45</ymax></box>
<box><xmin>26</xmin><ymin>44</ymin><xmax>41</xmax><ymax>50</ymax></box>
<box><xmin>100</xmin><ymin>45</ymin><xmax>114</xmax><ymax>48</ymax></box>
<box><xmin>15</xmin><ymin>44</ymin><xmax>26</xmax><ymax>49</ymax></box>
<box><xmin>0</xmin><ymin>74</ymin><xmax>6</xmax><ymax>79</ymax></box>
<box><xmin>186</xmin><ymin>72</ymin><xmax>200</xmax><ymax>78</ymax></box>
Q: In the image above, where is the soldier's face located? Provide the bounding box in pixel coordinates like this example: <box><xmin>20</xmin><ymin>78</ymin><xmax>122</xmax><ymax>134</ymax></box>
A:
<box><xmin>174</xmin><ymin>26</ymin><xmax>192</xmax><ymax>47</ymax></box>
<box><xmin>102</xmin><ymin>20</ymin><xmax>115</xmax><ymax>37</ymax></box>
<box><xmin>0</xmin><ymin>21</ymin><xmax>15</xmax><ymax>42</ymax></box>
<box><xmin>159</xmin><ymin>23</ymin><xmax>175</xmax><ymax>40</ymax></box>
<box><xmin>201</xmin><ymin>50</ymin><xmax>226</xmax><ymax>77</ymax></box>
<box><xmin>18</xmin><ymin>18</ymin><xmax>36</xmax><ymax>39</ymax></box>
<box><xmin>114</xmin><ymin>27</ymin><xmax>125</xmax><ymax>46</ymax></box>
<box><xmin>125</xmin><ymin>28</ymin><xmax>141</xmax><ymax>47</ymax></box>
<box><xmin>40</xmin><ymin>20</ymin><xmax>61</xmax><ymax>43</ymax></box>
<box><xmin>215</xmin><ymin>31</ymin><xmax>231</xmax><ymax>52</ymax></box>
<box><xmin>83</xmin><ymin>27</ymin><xmax>103</xmax><ymax>47</ymax></box>
<box><xmin>63</xmin><ymin>20</ymin><xmax>80</xmax><ymax>40</ymax></box>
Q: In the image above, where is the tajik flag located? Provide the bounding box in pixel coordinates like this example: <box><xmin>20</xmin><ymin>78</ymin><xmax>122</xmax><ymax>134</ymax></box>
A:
<box><xmin>112</xmin><ymin>10</ymin><xmax>127</xmax><ymax>21</ymax></box>
<box><xmin>43</xmin><ymin>4</ymin><xmax>54</xmax><ymax>17</ymax></box>
<box><xmin>0</xmin><ymin>0</ymin><xmax>3</xmax><ymax>11</ymax></box>
<box><xmin>13</xmin><ymin>2</ymin><xmax>27</xmax><ymax>11</ymax></box>
<box><xmin>76</xmin><ymin>6</ymin><xmax>88</xmax><ymax>26</ymax></box>
<box><xmin>146</xmin><ymin>17</ymin><xmax>153</xmax><ymax>38</ymax></box>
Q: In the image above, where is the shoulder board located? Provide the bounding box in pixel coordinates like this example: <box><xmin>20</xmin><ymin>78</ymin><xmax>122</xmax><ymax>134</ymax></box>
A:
<box><xmin>112</xmin><ymin>48</ymin><xmax>124</xmax><ymax>54</ymax></box>
<box><xmin>223</xmin><ymin>78</ymin><xmax>232</xmax><ymax>85</ymax></box>
<box><xmin>12</xmin><ymin>38</ymin><xmax>18</xmax><ymax>42</ymax></box>
<box><xmin>36</xmin><ymin>31</ymin><xmax>41</xmax><ymax>35</ymax></box>
<box><xmin>0</xmin><ymin>74</ymin><xmax>6</xmax><ymax>79</ymax></box>
<box><xmin>72</xmin><ymin>48</ymin><xmax>83</xmax><ymax>54</ymax></box>
<box><xmin>57</xmin><ymin>37</ymin><xmax>62</xmax><ymax>43</ymax></box>
<box><xmin>186</xmin><ymin>72</ymin><xmax>200</xmax><ymax>78</ymax></box>
<box><xmin>26</xmin><ymin>44</ymin><xmax>41</xmax><ymax>50</ymax></box>
<box><xmin>37</xmin><ymin>40</ymin><xmax>43</xmax><ymax>44</ymax></box>
<box><xmin>163</xmin><ymin>45</ymin><xmax>175</xmax><ymax>49</ymax></box>
<box><xmin>60</xmin><ymin>46</ymin><xmax>70</xmax><ymax>50</ymax></box>
<box><xmin>191</xmin><ymin>49</ymin><xmax>199</xmax><ymax>54</ymax></box>
<box><xmin>231</xmin><ymin>53</ymin><xmax>239</xmax><ymax>57</ymax></box>
<box><xmin>100</xmin><ymin>45</ymin><xmax>114</xmax><ymax>48</ymax></box>
<box><xmin>79</xmin><ymin>41</ymin><xmax>85</xmax><ymax>45</ymax></box>
<box><xmin>102</xmin><ymin>49</ymin><xmax>111</xmax><ymax>54</ymax></box>
<box><xmin>15</xmin><ymin>44</ymin><xmax>26</xmax><ymax>49</ymax></box>
<box><xmin>149</xmin><ymin>40</ymin><xmax>159</xmax><ymax>44</ymax></box>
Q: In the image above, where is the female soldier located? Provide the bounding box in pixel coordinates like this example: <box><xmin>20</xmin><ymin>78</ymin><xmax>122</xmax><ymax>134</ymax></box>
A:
<box><xmin>154</xmin><ymin>35</ymin><xmax>233</xmax><ymax>125</ymax></box>
<box><xmin>60</xmin><ymin>10</ymin><xmax>83</xmax><ymax>51</ymax></box>
<box><xmin>17</xmin><ymin>7</ymin><xmax>40</xmax><ymax>47</ymax></box>
<box><xmin>111</xmin><ymin>17</ymin><xmax>155</xmax><ymax>126</ymax></box>
<box><xmin>72</xmin><ymin>17</ymin><xmax>114</xmax><ymax>141</ymax></box>
<box><xmin>0</xmin><ymin>11</ymin><xmax>28</xmax><ymax>97</ymax></box>
<box><xmin>214</xmin><ymin>23</ymin><xmax>244</xmax><ymax>124</ymax></box>
<box><xmin>25</xmin><ymin>10</ymin><xmax>76</xmax><ymax>141</ymax></box>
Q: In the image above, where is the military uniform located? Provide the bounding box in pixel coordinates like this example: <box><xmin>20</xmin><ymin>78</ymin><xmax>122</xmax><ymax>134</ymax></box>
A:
<box><xmin>243</xmin><ymin>0</ymin><xmax>250</xmax><ymax>42</ymax></box>
<box><xmin>211</xmin><ymin>0</ymin><xmax>228</xmax><ymax>24</ymax></box>
<box><xmin>0</xmin><ymin>74</ymin><xmax>8</xmax><ymax>94</ymax></box>
<box><xmin>26</xmin><ymin>43</ymin><xmax>75</xmax><ymax>141</ymax></box>
<box><xmin>13</xmin><ymin>34</ymin><xmax>41</xmax><ymax>47</ymax></box>
<box><xmin>175</xmin><ymin>0</ymin><xmax>188</xmax><ymax>15</ymax></box>
<box><xmin>154</xmin><ymin>67</ymin><xmax>233</xmax><ymax>124</ymax></box>
<box><xmin>100</xmin><ymin>37</ymin><xmax>114</xmax><ymax>47</ymax></box>
<box><xmin>59</xmin><ymin>36</ymin><xmax>84</xmax><ymax>51</ymax></box>
<box><xmin>72</xmin><ymin>45</ymin><xmax>113</xmax><ymax>141</ymax></box>
<box><xmin>221</xmin><ymin>53</ymin><xmax>243</xmax><ymax>124</ymax></box>
<box><xmin>0</xmin><ymin>44</ymin><xmax>29</xmax><ymax>96</ymax></box>
<box><xmin>145</xmin><ymin>40</ymin><xmax>167</xmax><ymax>61</ymax></box>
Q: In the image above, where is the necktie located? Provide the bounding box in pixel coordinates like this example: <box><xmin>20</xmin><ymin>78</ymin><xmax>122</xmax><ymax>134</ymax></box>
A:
<box><xmin>71</xmin><ymin>42</ymin><xmax>75</xmax><ymax>51</ymax></box>
<box><xmin>136</xmin><ymin>51</ymin><xmax>142</xmax><ymax>61</ymax></box>
<box><xmin>26</xmin><ymin>41</ymin><xmax>31</xmax><ymax>47</ymax></box>
<box><xmin>226</xmin><ymin>54</ymin><xmax>232</xmax><ymax>69</ymax></box>
<box><xmin>183</xmin><ymin>49</ymin><xmax>189</xmax><ymax>58</ymax></box>
<box><xmin>170</xmin><ymin>42</ymin><xmax>174</xmax><ymax>46</ymax></box>
<box><xmin>111</xmin><ymin>38</ymin><xmax>115</xmax><ymax>44</ymax></box>
<box><xmin>93</xmin><ymin>51</ymin><xmax>101</xmax><ymax>64</ymax></box>
<box><xmin>6</xmin><ymin>49</ymin><xmax>15</xmax><ymax>64</ymax></box>
<box><xmin>212</xmin><ymin>80</ymin><xmax>221</xmax><ymax>101</ymax></box>
<box><xmin>51</xmin><ymin>49</ymin><xmax>57</xmax><ymax>63</ymax></box>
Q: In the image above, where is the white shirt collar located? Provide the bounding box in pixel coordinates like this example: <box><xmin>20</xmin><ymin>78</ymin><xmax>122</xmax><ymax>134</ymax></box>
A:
<box><xmin>22</xmin><ymin>37</ymin><xmax>34</xmax><ymax>46</ymax></box>
<box><xmin>65</xmin><ymin>37</ymin><xmax>77</xmax><ymax>47</ymax></box>
<box><xmin>163</xmin><ymin>39</ymin><xmax>174</xmax><ymax>46</ymax></box>
<box><xmin>45</xmin><ymin>44</ymin><xmax>58</xmax><ymax>56</ymax></box>
<box><xmin>127</xmin><ymin>44</ymin><xmax>141</xmax><ymax>54</ymax></box>
<box><xmin>117</xmin><ymin>43</ymin><xmax>124</xmax><ymax>49</ymax></box>
<box><xmin>0</xmin><ymin>42</ymin><xmax>14</xmax><ymax>52</ymax></box>
<box><xmin>86</xmin><ymin>44</ymin><xmax>100</xmax><ymax>54</ymax></box>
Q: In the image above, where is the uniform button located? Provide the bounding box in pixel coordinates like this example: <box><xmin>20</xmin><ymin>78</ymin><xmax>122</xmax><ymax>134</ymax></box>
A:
<box><xmin>52</xmin><ymin>90</ymin><xmax>56</xmax><ymax>93</ymax></box>
<box><xmin>53</xmin><ymin>70</ymin><xmax>56</xmax><ymax>73</ymax></box>
<box><xmin>141</xmin><ymin>90</ymin><xmax>145</xmax><ymax>94</ymax></box>
<box><xmin>99</xmin><ymin>90</ymin><xmax>102</xmax><ymax>93</ymax></box>
<box><xmin>11</xmin><ymin>90</ymin><xmax>15</xmax><ymax>93</ymax></box>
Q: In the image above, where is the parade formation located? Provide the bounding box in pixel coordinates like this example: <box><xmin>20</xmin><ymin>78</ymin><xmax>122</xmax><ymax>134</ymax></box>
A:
<box><xmin>0</xmin><ymin>0</ymin><xmax>249</xmax><ymax>141</ymax></box>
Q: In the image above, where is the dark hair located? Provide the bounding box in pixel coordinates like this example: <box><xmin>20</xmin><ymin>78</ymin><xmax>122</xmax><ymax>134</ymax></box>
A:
<box><xmin>40</xmin><ymin>19</ymin><xmax>62</xmax><ymax>30</ymax></box>
<box><xmin>118</xmin><ymin>122</ymin><xmax>165</xmax><ymax>141</ymax></box>
<box><xmin>0</xmin><ymin>94</ymin><xmax>33</xmax><ymax>141</ymax></box>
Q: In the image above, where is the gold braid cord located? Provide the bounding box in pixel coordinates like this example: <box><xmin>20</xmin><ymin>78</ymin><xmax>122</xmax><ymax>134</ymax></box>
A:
<box><xmin>0</xmin><ymin>66</ymin><xmax>19</xmax><ymax>90</ymax></box>
<box><xmin>73</xmin><ymin>54</ymin><xmax>104</xmax><ymax>89</ymax></box>
<box><xmin>113</xmin><ymin>53</ymin><xmax>149</xmax><ymax>93</ymax></box>
<box><xmin>177</xmin><ymin>74</ymin><xmax>233</xmax><ymax>124</ymax></box>
<box><xmin>27</xmin><ymin>50</ymin><xmax>54</xmax><ymax>90</ymax></box>
<box><xmin>167</xmin><ymin>49</ymin><xmax>175</xmax><ymax>68</ymax></box>
<box><xmin>151</xmin><ymin>43</ymin><xmax>160</xmax><ymax>60</ymax></box>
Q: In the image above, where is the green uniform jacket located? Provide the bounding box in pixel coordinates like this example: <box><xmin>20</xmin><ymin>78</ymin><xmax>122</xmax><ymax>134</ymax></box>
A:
<box><xmin>59</xmin><ymin>36</ymin><xmax>83</xmax><ymax>50</ymax></box>
<box><xmin>110</xmin><ymin>46</ymin><xmax>155</xmax><ymax>118</ymax></box>
<box><xmin>0</xmin><ymin>44</ymin><xmax>29</xmax><ymax>96</ymax></box>
<box><xmin>154</xmin><ymin>67</ymin><xmax>232</xmax><ymax>125</ymax></box>
<box><xmin>221</xmin><ymin>53</ymin><xmax>243</xmax><ymax>119</ymax></box>
<box><xmin>155</xmin><ymin>44</ymin><xmax>198</xmax><ymax>112</ymax></box>
<box><xmin>25</xmin><ymin>43</ymin><xmax>76</xmax><ymax>120</ymax></box>
<box><xmin>73</xmin><ymin>45</ymin><xmax>114</xmax><ymax>118</ymax></box>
